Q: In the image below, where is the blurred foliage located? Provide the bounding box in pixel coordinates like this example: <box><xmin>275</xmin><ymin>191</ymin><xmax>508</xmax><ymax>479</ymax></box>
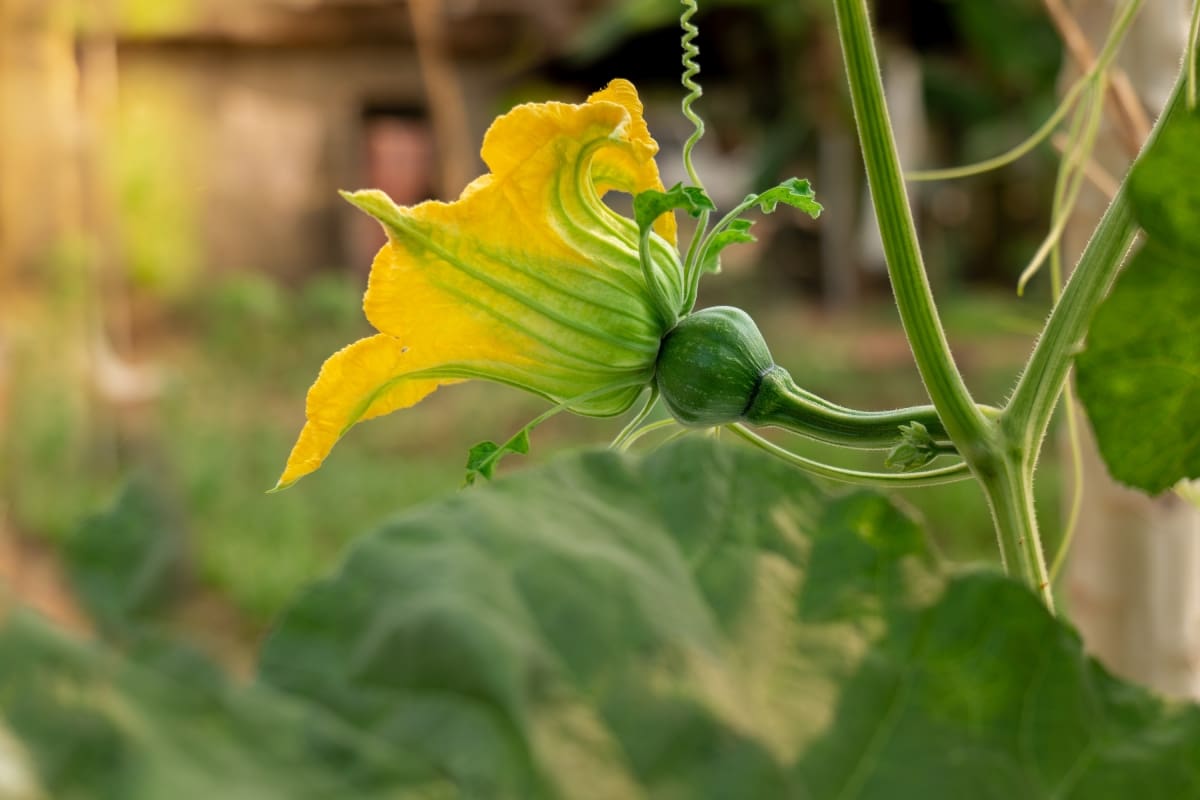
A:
<box><xmin>4</xmin><ymin>437</ymin><xmax>1172</xmax><ymax>799</ymax></box>
<box><xmin>115</xmin><ymin>76</ymin><xmax>201</xmax><ymax>296</ymax></box>
<box><xmin>0</xmin><ymin>614</ymin><xmax>453</xmax><ymax>799</ymax></box>
<box><xmin>114</xmin><ymin>0</ymin><xmax>197</xmax><ymax>35</ymax></box>
<box><xmin>64</xmin><ymin>477</ymin><xmax>183</xmax><ymax>638</ymax></box>
<box><xmin>9</xmin><ymin>439</ymin><xmax>1192</xmax><ymax>798</ymax></box>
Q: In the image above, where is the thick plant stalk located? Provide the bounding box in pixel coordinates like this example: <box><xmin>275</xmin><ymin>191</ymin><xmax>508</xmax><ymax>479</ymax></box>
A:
<box><xmin>830</xmin><ymin>0</ymin><xmax>990</xmax><ymax>456</ymax></box>
<box><xmin>832</xmin><ymin>0</ymin><xmax>1058</xmax><ymax>604</ymax></box>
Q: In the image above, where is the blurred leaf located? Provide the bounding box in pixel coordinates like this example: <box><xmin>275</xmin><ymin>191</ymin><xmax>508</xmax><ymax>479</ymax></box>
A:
<box><xmin>63</xmin><ymin>477</ymin><xmax>184</xmax><ymax>637</ymax></box>
<box><xmin>260</xmin><ymin>438</ymin><xmax>1200</xmax><ymax>798</ymax></box>
<box><xmin>1077</xmin><ymin>106</ymin><xmax>1200</xmax><ymax>493</ymax></box>
<box><xmin>0</xmin><ymin>613</ymin><xmax>452</xmax><ymax>800</ymax></box>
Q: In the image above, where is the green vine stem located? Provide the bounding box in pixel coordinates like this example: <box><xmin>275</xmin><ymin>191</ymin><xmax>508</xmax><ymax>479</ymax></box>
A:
<box><xmin>1004</xmin><ymin>73</ymin><xmax>1188</xmax><ymax>475</ymax></box>
<box><xmin>832</xmin><ymin>0</ymin><xmax>1057</xmax><ymax>603</ymax></box>
<box><xmin>831</xmin><ymin>0</ymin><xmax>991</xmax><ymax>457</ymax></box>
<box><xmin>745</xmin><ymin>366</ymin><xmax>969</xmax><ymax>449</ymax></box>
<box><xmin>728</xmin><ymin>424</ymin><xmax>973</xmax><ymax>488</ymax></box>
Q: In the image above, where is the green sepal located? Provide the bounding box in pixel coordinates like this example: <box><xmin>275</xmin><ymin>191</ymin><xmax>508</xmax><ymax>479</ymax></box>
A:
<box><xmin>464</xmin><ymin>429</ymin><xmax>531</xmax><ymax>485</ymax></box>
<box><xmin>633</xmin><ymin>183</ymin><xmax>715</xmax><ymax>233</ymax></box>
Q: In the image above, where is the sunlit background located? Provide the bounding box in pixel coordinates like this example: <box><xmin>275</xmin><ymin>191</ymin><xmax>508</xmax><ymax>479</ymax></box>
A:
<box><xmin>0</xmin><ymin>0</ymin><xmax>1071</xmax><ymax>664</ymax></box>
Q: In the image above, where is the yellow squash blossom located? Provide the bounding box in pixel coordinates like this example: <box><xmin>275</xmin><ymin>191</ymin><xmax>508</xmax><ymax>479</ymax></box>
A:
<box><xmin>276</xmin><ymin>79</ymin><xmax>684</xmax><ymax>488</ymax></box>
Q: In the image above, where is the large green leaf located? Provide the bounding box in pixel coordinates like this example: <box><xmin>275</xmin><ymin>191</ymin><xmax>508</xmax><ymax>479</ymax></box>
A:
<box><xmin>0</xmin><ymin>613</ymin><xmax>452</xmax><ymax>799</ymax></box>
<box><xmin>1077</xmin><ymin>106</ymin><xmax>1200</xmax><ymax>492</ymax></box>
<box><xmin>62</xmin><ymin>477</ymin><xmax>184</xmax><ymax>637</ymax></box>
<box><xmin>260</xmin><ymin>438</ymin><xmax>1200</xmax><ymax>799</ymax></box>
<box><xmin>1076</xmin><ymin>242</ymin><xmax>1200</xmax><ymax>493</ymax></box>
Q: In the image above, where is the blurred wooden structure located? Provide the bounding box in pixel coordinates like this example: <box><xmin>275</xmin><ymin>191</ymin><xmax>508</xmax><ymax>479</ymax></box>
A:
<box><xmin>0</xmin><ymin>0</ymin><xmax>607</xmax><ymax>287</ymax></box>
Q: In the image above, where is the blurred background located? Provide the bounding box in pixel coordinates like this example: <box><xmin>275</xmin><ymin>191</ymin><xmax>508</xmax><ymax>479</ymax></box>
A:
<box><xmin>0</xmin><ymin>0</ymin><xmax>1088</xmax><ymax>668</ymax></box>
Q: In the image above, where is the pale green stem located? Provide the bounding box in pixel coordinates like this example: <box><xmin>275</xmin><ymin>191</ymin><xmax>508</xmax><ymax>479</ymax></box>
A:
<box><xmin>1049</xmin><ymin>382</ymin><xmax>1086</xmax><ymax>582</ymax></box>
<box><xmin>1017</xmin><ymin>76</ymin><xmax>1106</xmax><ymax>295</ymax></box>
<box><xmin>1000</xmin><ymin>75</ymin><xmax>1189</xmax><ymax>599</ymax></box>
<box><xmin>611</xmin><ymin>386</ymin><xmax>660</xmax><ymax>449</ymax></box>
<box><xmin>617</xmin><ymin>417</ymin><xmax>678</xmax><ymax>451</ymax></box>
<box><xmin>983</xmin><ymin>456</ymin><xmax>1053</xmax><ymax>610</ymax></box>
<box><xmin>907</xmin><ymin>78</ymin><xmax>1087</xmax><ymax>182</ymax></box>
<box><xmin>1004</xmin><ymin>72</ymin><xmax>1189</xmax><ymax>455</ymax></box>
<box><xmin>728</xmin><ymin>424</ymin><xmax>973</xmax><ymax>488</ymax></box>
<box><xmin>744</xmin><ymin>366</ymin><xmax>974</xmax><ymax>449</ymax></box>
<box><xmin>908</xmin><ymin>0</ymin><xmax>1142</xmax><ymax>184</ymax></box>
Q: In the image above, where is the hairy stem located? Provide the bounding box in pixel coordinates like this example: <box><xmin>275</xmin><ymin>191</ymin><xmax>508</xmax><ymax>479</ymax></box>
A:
<box><xmin>1004</xmin><ymin>73</ymin><xmax>1188</xmax><ymax>456</ymax></box>
<box><xmin>832</xmin><ymin>0</ymin><xmax>991</xmax><ymax>457</ymax></box>
<box><xmin>979</xmin><ymin>456</ymin><xmax>1054</xmax><ymax>610</ymax></box>
<box><xmin>744</xmin><ymin>366</ymin><xmax>982</xmax><ymax>449</ymax></box>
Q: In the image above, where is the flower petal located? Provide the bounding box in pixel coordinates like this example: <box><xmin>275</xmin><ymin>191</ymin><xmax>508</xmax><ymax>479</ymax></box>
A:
<box><xmin>279</xmin><ymin>80</ymin><xmax>681</xmax><ymax>487</ymax></box>
<box><xmin>275</xmin><ymin>334</ymin><xmax>458</xmax><ymax>489</ymax></box>
<box><xmin>586</xmin><ymin>79</ymin><xmax>677</xmax><ymax>244</ymax></box>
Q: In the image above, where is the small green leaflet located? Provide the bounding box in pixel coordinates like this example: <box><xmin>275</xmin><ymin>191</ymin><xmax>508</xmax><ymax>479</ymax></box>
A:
<box><xmin>633</xmin><ymin>183</ymin><xmax>715</xmax><ymax>234</ymax></box>
<box><xmin>1076</xmin><ymin>104</ymin><xmax>1200</xmax><ymax>493</ymax></box>
<box><xmin>701</xmin><ymin>219</ymin><xmax>755</xmax><ymax>274</ymax></box>
<box><xmin>701</xmin><ymin>178</ymin><xmax>823</xmax><ymax>274</ymax></box>
<box><xmin>464</xmin><ymin>428</ymin><xmax>531</xmax><ymax>484</ymax></box>
<box><xmin>747</xmin><ymin>176</ymin><xmax>823</xmax><ymax>217</ymax></box>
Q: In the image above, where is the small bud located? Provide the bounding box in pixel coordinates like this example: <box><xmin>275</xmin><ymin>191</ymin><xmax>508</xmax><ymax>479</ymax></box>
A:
<box><xmin>655</xmin><ymin>306</ymin><xmax>776</xmax><ymax>426</ymax></box>
<box><xmin>885</xmin><ymin>421</ymin><xmax>938</xmax><ymax>471</ymax></box>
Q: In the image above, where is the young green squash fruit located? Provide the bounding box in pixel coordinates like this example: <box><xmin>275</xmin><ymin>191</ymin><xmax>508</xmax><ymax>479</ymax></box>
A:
<box><xmin>655</xmin><ymin>306</ymin><xmax>779</xmax><ymax>426</ymax></box>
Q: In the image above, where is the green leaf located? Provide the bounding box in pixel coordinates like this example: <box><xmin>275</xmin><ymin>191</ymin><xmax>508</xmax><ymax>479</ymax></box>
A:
<box><xmin>632</xmin><ymin>183</ymin><xmax>715</xmax><ymax>234</ymax></box>
<box><xmin>260</xmin><ymin>438</ymin><xmax>1200</xmax><ymax>798</ymax></box>
<box><xmin>699</xmin><ymin>178</ymin><xmax>822</xmax><ymax>273</ymax></box>
<box><xmin>0</xmin><ymin>613</ymin><xmax>452</xmax><ymax>799</ymax></box>
<box><xmin>747</xmin><ymin>176</ymin><xmax>823</xmax><ymax>217</ymax></box>
<box><xmin>1077</xmin><ymin>105</ymin><xmax>1200</xmax><ymax>492</ymax></box>
<box><xmin>1075</xmin><ymin>242</ymin><xmax>1200</xmax><ymax>492</ymax></box>
<box><xmin>464</xmin><ymin>428</ymin><xmax>531</xmax><ymax>485</ymax></box>
<box><xmin>700</xmin><ymin>218</ymin><xmax>755</xmax><ymax>274</ymax></box>
<box><xmin>1128</xmin><ymin>110</ymin><xmax>1200</xmax><ymax>256</ymax></box>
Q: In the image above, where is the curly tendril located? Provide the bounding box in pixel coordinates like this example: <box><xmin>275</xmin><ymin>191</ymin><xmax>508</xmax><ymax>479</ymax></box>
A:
<box><xmin>680</xmin><ymin>0</ymin><xmax>705</xmax><ymax>190</ymax></box>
